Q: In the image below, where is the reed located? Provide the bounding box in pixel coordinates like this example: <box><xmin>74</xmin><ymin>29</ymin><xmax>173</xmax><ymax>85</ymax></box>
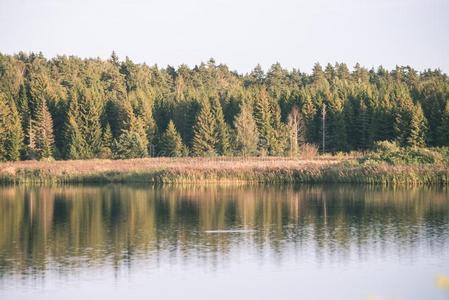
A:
<box><xmin>0</xmin><ymin>157</ymin><xmax>448</xmax><ymax>185</ymax></box>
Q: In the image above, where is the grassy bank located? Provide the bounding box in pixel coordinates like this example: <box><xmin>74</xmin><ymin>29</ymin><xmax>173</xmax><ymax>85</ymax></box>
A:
<box><xmin>0</xmin><ymin>156</ymin><xmax>448</xmax><ymax>185</ymax></box>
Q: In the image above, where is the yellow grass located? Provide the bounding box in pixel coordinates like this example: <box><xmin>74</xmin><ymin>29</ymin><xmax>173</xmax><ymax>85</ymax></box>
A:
<box><xmin>0</xmin><ymin>156</ymin><xmax>447</xmax><ymax>185</ymax></box>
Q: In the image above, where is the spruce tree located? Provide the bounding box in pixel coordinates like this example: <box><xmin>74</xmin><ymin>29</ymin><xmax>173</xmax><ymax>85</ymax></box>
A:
<box><xmin>65</xmin><ymin>89</ymin><xmax>88</xmax><ymax>159</ymax></box>
<box><xmin>66</xmin><ymin>113</ymin><xmax>87</xmax><ymax>159</ymax></box>
<box><xmin>4</xmin><ymin>99</ymin><xmax>24</xmax><ymax>161</ymax></box>
<box><xmin>96</xmin><ymin>123</ymin><xmax>114</xmax><ymax>158</ymax></box>
<box><xmin>233</xmin><ymin>102</ymin><xmax>259</xmax><ymax>156</ymax></box>
<box><xmin>393</xmin><ymin>89</ymin><xmax>415</xmax><ymax>147</ymax></box>
<box><xmin>0</xmin><ymin>94</ymin><xmax>9</xmax><ymax>161</ymax></box>
<box><xmin>437</xmin><ymin>101</ymin><xmax>449</xmax><ymax>146</ymax></box>
<box><xmin>159</xmin><ymin>120</ymin><xmax>187</xmax><ymax>157</ymax></box>
<box><xmin>0</xmin><ymin>93</ymin><xmax>23</xmax><ymax>161</ymax></box>
<box><xmin>128</xmin><ymin>89</ymin><xmax>157</xmax><ymax>151</ymax></box>
<box><xmin>406</xmin><ymin>103</ymin><xmax>427</xmax><ymax>147</ymax></box>
<box><xmin>65</xmin><ymin>84</ymin><xmax>103</xmax><ymax>159</ymax></box>
<box><xmin>269</xmin><ymin>99</ymin><xmax>287</xmax><ymax>155</ymax></box>
<box><xmin>211</xmin><ymin>97</ymin><xmax>231</xmax><ymax>156</ymax></box>
<box><xmin>253</xmin><ymin>88</ymin><xmax>274</xmax><ymax>155</ymax></box>
<box><xmin>192</xmin><ymin>100</ymin><xmax>216</xmax><ymax>156</ymax></box>
<box><xmin>112</xmin><ymin>103</ymin><xmax>148</xmax><ymax>159</ymax></box>
<box><xmin>102</xmin><ymin>123</ymin><xmax>113</xmax><ymax>149</ymax></box>
<box><xmin>34</xmin><ymin>98</ymin><xmax>54</xmax><ymax>159</ymax></box>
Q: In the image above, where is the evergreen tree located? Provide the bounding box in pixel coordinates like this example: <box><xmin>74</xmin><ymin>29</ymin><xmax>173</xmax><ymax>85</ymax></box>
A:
<box><xmin>438</xmin><ymin>101</ymin><xmax>449</xmax><ymax>146</ymax></box>
<box><xmin>66</xmin><ymin>113</ymin><xmax>87</xmax><ymax>159</ymax></box>
<box><xmin>233</xmin><ymin>102</ymin><xmax>259</xmax><ymax>156</ymax></box>
<box><xmin>253</xmin><ymin>88</ymin><xmax>274</xmax><ymax>155</ymax></box>
<box><xmin>65</xmin><ymin>83</ymin><xmax>103</xmax><ymax>159</ymax></box>
<box><xmin>0</xmin><ymin>94</ymin><xmax>10</xmax><ymax>161</ymax></box>
<box><xmin>112</xmin><ymin>103</ymin><xmax>148</xmax><ymax>159</ymax></box>
<box><xmin>393</xmin><ymin>88</ymin><xmax>415</xmax><ymax>147</ymax></box>
<box><xmin>406</xmin><ymin>103</ymin><xmax>427</xmax><ymax>147</ymax></box>
<box><xmin>192</xmin><ymin>100</ymin><xmax>216</xmax><ymax>156</ymax></box>
<box><xmin>0</xmin><ymin>94</ymin><xmax>24</xmax><ymax>161</ymax></box>
<box><xmin>102</xmin><ymin>123</ymin><xmax>113</xmax><ymax>149</ymax></box>
<box><xmin>159</xmin><ymin>120</ymin><xmax>187</xmax><ymax>157</ymax></box>
<box><xmin>33</xmin><ymin>98</ymin><xmax>54</xmax><ymax>159</ymax></box>
<box><xmin>128</xmin><ymin>89</ymin><xmax>157</xmax><ymax>150</ymax></box>
<box><xmin>1</xmin><ymin>52</ymin><xmax>449</xmax><ymax>161</ymax></box>
<box><xmin>211</xmin><ymin>97</ymin><xmax>231</xmax><ymax>156</ymax></box>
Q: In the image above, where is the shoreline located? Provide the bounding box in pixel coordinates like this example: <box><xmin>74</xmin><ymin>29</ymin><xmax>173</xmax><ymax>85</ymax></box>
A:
<box><xmin>1</xmin><ymin>157</ymin><xmax>448</xmax><ymax>185</ymax></box>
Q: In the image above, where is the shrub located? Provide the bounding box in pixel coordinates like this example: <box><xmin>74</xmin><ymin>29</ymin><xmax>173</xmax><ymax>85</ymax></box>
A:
<box><xmin>360</xmin><ymin>140</ymin><xmax>444</xmax><ymax>165</ymax></box>
<box><xmin>374</xmin><ymin>140</ymin><xmax>400</xmax><ymax>153</ymax></box>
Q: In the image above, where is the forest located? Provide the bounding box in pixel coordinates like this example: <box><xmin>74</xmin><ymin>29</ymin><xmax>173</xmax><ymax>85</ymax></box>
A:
<box><xmin>0</xmin><ymin>51</ymin><xmax>448</xmax><ymax>161</ymax></box>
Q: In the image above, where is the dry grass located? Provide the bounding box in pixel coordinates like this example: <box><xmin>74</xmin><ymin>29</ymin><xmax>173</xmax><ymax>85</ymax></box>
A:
<box><xmin>0</xmin><ymin>156</ymin><xmax>448</xmax><ymax>185</ymax></box>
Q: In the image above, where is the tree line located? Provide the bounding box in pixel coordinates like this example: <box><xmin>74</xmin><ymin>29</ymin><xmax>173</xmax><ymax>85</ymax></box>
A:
<box><xmin>0</xmin><ymin>52</ymin><xmax>448</xmax><ymax>161</ymax></box>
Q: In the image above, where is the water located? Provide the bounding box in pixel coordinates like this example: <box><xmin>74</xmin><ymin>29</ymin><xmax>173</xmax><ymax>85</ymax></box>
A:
<box><xmin>0</xmin><ymin>185</ymin><xmax>448</xmax><ymax>300</ymax></box>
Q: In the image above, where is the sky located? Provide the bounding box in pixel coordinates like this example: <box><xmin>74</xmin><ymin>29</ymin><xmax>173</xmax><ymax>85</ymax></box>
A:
<box><xmin>0</xmin><ymin>0</ymin><xmax>448</xmax><ymax>73</ymax></box>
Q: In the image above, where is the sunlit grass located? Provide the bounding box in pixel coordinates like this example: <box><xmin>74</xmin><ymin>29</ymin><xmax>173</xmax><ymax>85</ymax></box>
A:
<box><xmin>0</xmin><ymin>156</ymin><xmax>448</xmax><ymax>185</ymax></box>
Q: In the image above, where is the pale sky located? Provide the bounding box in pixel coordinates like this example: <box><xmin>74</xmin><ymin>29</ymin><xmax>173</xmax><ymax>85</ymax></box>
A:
<box><xmin>1</xmin><ymin>0</ymin><xmax>448</xmax><ymax>73</ymax></box>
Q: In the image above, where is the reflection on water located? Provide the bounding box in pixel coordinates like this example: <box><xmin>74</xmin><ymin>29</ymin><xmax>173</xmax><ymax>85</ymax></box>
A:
<box><xmin>0</xmin><ymin>185</ymin><xmax>448</xmax><ymax>300</ymax></box>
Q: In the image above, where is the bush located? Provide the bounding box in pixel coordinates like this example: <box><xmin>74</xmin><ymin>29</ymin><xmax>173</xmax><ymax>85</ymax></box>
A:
<box><xmin>374</xmin><ymin>140</ymin><xmax>400</xmax><ymax>153</ymax></box>
<box><xmin>360</xmin><ymin>140</ymin><xmax>445</xmax><ymax>165</ymax></box>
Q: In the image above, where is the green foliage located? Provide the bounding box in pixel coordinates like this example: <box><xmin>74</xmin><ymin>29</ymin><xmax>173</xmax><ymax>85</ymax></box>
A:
<box><xmin>32</xmin><ymin>98</ymin><xmax>54</xmax><ymax>159</ymax></box>
<box><xmin>1</xmin><ymin>53</ymin><xmax>449</xmax><ymax>161</ymax></box>
<box><xmin>437</xmin><ymin>101</ymin><xmax>449</xmax><ymax>146</ymax></box>
<box><xmin>112</xmin><ymin>105</ymin><xmax>149</xmax><ymax>159</ymax></box>
<box><xmin>253</xmin><ymin>88</ymin><xmax>276</xmax><ymax>155</ymax></box>
<box><xmin>192</xmin><ymin>99</ymin><xmax>217</xmax><ymax>156</ymax></box>
<box><xmin>159</xmin><ymin>120</ymin><xmax>187</xmax><ymax>157</ymax></box>
<box><xmin>407</xmin><ymin>103</ymin><xmax>427</xmax><ymax>147</ymax></box>
<box><xmin>65</xmin><ymin>83</ymin><xmax>103</xmax><ymax>159</ymax></box>
<box><xmin>233</xmin><ymin>102</ymin><xmax>259</xmax><ymax>156</ymax></box>
<box><xmin>211</xmin><ymin>97</ymin><xmax>231</xmax><ymax>156</ymax></box>
<box><xmin>0</xmin><ymin>96</ymin><xmax>23</xmax><ymax>161</ymax></box>
<box><xmin>360</xmin><ymin>141</ymin><xmax>444</xmax><ymax>165</ymax></box>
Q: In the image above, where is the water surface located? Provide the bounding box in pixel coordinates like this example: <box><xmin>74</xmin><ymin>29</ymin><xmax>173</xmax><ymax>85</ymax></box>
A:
<box><xmin>0</xmin><ymin>185</ymin><xmax>448</xmax><ymax>299</ymax></box>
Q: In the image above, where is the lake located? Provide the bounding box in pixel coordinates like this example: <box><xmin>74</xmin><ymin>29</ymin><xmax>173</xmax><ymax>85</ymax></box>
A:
<box><xmin>0</xmin><ymin>185</ymin><xmax>448</xmax><ymax>300</ymax></box>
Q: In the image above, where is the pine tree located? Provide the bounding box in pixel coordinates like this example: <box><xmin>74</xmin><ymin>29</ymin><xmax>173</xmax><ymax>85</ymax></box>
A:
<box><xmin>269</xmin><ymin>99</ymin><xmax>287</xmax><ymax>155</ymax></box>
<box><xmin>0</xmin><ymin>93</ymin><xmax>23</xmax><ymax>161</ymax></box>
<box><xmin>437</xmin><ymin>101</ymin><xmax>449</xmax><ymax>146</ymax></box>
<box><xmin>81</xmin><ymin>84</ymin><xmax>103</xmax><ymax>155</ymax></box>
<box><xmin>102</xmin><ymin>123</ymin><xmax>113</xmax><ymax>149</ymax></box>
<box><xmin>192</xmin><ymin>100</ymin><xmax>217</xmax><ymax>156</ymax></box>
<box><xmin>393</xmin><ymin>89</ymin><xmax>414</xmax><ymax>147</ymax></box>
<box><xmin>0</xmin><ymin>94</ymin><xmax>10</xmax><ymax>161</ymax></box>
<box><xmin>128</xmin><ymin>89</ymin><xmax>157</xmax><ymax>150</ymax></box>
<box><xmin>66</xmin><ymin>113</ymin><xmax>87</xmax><ymax>159</ymax></box>
<box><xmin>66</xmin><ymin>84</ymin><xmax>102</xmax><ymax>159</ymax></box>
<box><xmin>253</xmin><ymin>88</ymin><xmax>274</xmax><ymax>155</ymax></box>
<box><xmin>159</xmin><ymin>120</ymin><xmax>187</xmax><ymax>157</ymax></box>
<box><xmin>65</xmin><ymin>83</ymin><xmax>103</xmax><ymax>159</ymax></box>
<box><xmin>98</xmin><ymin>123</ymin><xmax>113</xmax><ymax>159</ymax></box>
<box><xmin>406</xmin><ymin>103</ymin><xmax>427</xmax><ymax>147</ymax></box>
<box><xmin>112</xmin><ymin>103</ymin><xmax>149</xmax><ymax>159</ymax></box>
<box><xmin>211</xmin><ymin>97</ymin><xmax>231</xmax><ymax>156</ymax></box>
<box><xmin>4</xmin><ymin>99</ymin><xmax>24</xmax><ymax>161</ymax></box>
<box><xmin>233</xmin><ymin>102</ymin><xmax>259</xmax><ymax>156</ymax></box>
<box><xmin>34</xmin><ymin>98</ymin><xmax>54</xmax><ymax>159</ymax></box>
<box><xmin>65</xmin><ymin>89</ymin><xmax>88</xmax><ymax>159</ymax></box>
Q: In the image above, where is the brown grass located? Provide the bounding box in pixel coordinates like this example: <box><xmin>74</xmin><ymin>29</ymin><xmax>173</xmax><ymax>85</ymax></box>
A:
<box><xmin>0</xmin><ymin>157</ymin><xmax>447</xmax><ymax>185</ymax></box>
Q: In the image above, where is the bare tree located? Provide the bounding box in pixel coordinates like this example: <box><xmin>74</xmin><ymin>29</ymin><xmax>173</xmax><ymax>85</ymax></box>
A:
<box><xmin>287</xmin><ymin>106</ymin><xmax>305</xmax><ymax>157</ymax></box>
